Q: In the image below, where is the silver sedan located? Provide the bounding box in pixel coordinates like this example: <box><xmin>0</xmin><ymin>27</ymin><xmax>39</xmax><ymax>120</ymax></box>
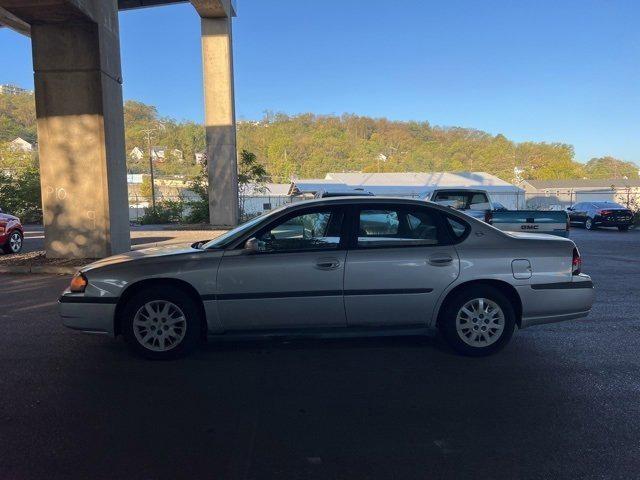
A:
<box><xmin>59</xmin><ymin>197</ymin><xmax>594</xmax><ymax>359</ymax></box>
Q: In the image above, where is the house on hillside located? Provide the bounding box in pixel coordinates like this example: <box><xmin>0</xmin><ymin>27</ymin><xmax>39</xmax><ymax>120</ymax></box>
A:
<box><xmin>521</xmin><ymin>179</ymin><xmax>640</xmax><ymax>210</ymax></box>
<box><xmin>10</xmin><ymin>137</ymin><xmax>33</xmax><ymax>152</ymax></box>
<box><xmin>129</xmin><ymin>147</ymin><xmax>144</xmax><ymax>161</ymax></box>
<box><xmin>195</xmin><ymin>152</ymin><xmax>206</xmax><ymax>165</ymax></box>
<box><xmin>0</xmin><ymin>84</ymin><xmax>29</xmax><ymax>95</ymax></box>
<box><xmin>150</xmin><ymin>146</ymin><xmax>166</xmax><ymax>162</ymax></box>
<box><xmin>289</xmin><ymin>172</ymin><xmax>525</xmax><ymax>209</ymax></box>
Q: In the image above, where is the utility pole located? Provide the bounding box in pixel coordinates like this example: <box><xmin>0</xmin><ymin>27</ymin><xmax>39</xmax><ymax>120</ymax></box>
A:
<box><xmin>144</xmin><ymin>130</ymin><xmax>157</xmax><ymax>213</ymax></box>
<box><xmin>141</xmin><ymin>123</ymin><xmax>165</xmax><ymax>214</ymax></box>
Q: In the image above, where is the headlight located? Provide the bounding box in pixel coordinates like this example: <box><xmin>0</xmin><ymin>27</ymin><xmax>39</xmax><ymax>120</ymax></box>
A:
<box><xmin>69</xmin><ymin>272</ymin><xmax>88</xmax><ymax>293</ymax></box>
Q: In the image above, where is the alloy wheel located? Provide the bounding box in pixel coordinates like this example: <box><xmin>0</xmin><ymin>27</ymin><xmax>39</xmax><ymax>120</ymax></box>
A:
<box><xmin>455</xmin><ymin>297</ymin><xmax>505</xmax><ymax>347</ymax></box>
<box><xmin>9</xmin><ymin>232</ymin><xmax>22</xmax><ymax>253</ymax></box>
<box><xmin>133</xmin><ymin>300</ymin><xmax>187</xmax><ymax>352</ymax></box>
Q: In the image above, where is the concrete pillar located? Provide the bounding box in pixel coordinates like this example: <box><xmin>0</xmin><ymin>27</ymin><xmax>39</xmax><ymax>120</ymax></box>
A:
<box><xmin>201</xmin><ymin>15</ymin><xmax>239</xmax><ymax>226</ymax></box>
<box><xmin>30</xmin><ymin>1</ymin><xmax>130</xmax><ymax>258</ymax></box>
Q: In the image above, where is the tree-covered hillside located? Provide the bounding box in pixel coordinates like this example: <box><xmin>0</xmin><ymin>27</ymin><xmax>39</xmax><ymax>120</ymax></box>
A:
<box><xmin>1</xmin><ymin>92</ymin><xmax>637</xmax><ymax>183</ymax></box>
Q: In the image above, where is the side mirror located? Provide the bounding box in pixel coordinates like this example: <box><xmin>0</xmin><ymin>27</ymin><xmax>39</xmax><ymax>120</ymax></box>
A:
<box><xmin>244</xmin><ymin>237</ymin><xmax>261</xmax><ymax>253</ymax></box>
<box><xmin>566</xmin><ymin>207</ymin><xmax>573</xmax><ymax>211</ymax></box>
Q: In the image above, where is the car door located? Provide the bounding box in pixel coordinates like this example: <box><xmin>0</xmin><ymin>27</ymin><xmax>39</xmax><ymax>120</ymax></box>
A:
<box><xmin>216</xmin><ymin>205</ymin><xmax>348</xmax><ymax>330</ymax></box>
<box><xmin>568</xmin><ymin>203</ymin><xmax>583</xmax><ymax>223</ymax></box>
<box><xmin>343</xmin><ymin>204</ymin><xmax>461</xmax><ymax>327</ymax></box>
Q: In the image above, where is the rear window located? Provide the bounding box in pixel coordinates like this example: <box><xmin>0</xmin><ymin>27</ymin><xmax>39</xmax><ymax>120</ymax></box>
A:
<box><xmin>593</xmin><ymin>202</ymin><xmax>624</xmax><ymax>208</ymax></box>
<box><xmin>433</xmin><ymin>191</ymin><xmax>489</xmax><ymax>210</ymax></box>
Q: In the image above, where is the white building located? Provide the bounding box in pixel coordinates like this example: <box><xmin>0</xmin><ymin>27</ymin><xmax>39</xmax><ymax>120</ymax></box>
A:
<box><xmin>240</xmin><ymin>183</ymin><xmax>291</xmax><ymax>216</ymax></box>
<box><xmin>0</xmin><ymin>84</ymin><xmax>29</xmax><ymax>95</ymax></box>
<box><xmin>129</xmin><ymin>147</ymin><xmax>144</xmax><ymax>161</ymax></box>
<box><xmin>521</xmin><ymin>179</ymin><xmax>640</xmax><ymax>210</ymax></box>
<box><xmin>10</xmin><ymin>137</ymin><xmax>33</xmax><ymax>152</ymax></box>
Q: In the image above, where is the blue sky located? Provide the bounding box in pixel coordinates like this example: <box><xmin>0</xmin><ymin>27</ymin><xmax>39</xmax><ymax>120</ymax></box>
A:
<box><xmin>1</xmin><ymin>0</ymin><xmax>638</xmax><ymax>163</ymax></box>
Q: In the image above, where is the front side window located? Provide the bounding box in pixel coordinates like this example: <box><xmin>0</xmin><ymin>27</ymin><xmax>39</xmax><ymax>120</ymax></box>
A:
<box><xmin>255</xmin><ymin>209</ymin><xmax>343</xmax><ymax>252</ymax></box>
<box><xmin>357</xmin><ymin>207</ymin><xmax>441</xmax><ymax>248</ymax></box>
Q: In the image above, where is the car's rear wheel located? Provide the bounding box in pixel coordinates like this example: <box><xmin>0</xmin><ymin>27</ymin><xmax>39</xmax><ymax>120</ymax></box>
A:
<box><xmin>2</xmin><ymin>231</ymin><xmax>23</xmax><ymax>254</ymax></box>
<box><xmin>585</xmin><ymin>217</ymin><xmax>594</xmax><ymax>230</ymax></box>
<box><xmin>439</xmin><ymin>285</ymin><xmax>516</xmax><ymax>356</ymax></box>
<box><xmin>618</xmin><ymin>225</ymin><xmax>629</xmax><ymax>232</ymax></box>
<box><xmin>121</xmin><ymin>287</ymin><xmax>202</xmax><ymax>359</ymax></box>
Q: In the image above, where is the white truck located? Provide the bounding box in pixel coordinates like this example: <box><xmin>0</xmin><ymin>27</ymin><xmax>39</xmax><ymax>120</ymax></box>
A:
<box><xmin>426</xmin><ymin>189</ymin><xmax>570</xmax><ymax>237</ymax></box>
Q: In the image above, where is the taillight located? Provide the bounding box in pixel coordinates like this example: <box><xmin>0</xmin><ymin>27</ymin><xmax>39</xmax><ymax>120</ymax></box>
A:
<box><xmin>484</xmin><ymin>210</ymin><xmax>493</xmax><ymax>224</ymax></box>
<box><xmin>599</xmin><ymin>210</ymin><xmax>612</xmax><ymax>216</ymax></box>
<box><xmin>572</xmin><ymin>248</ymin><xmax>581</xmax><ymax>275</ymax></box>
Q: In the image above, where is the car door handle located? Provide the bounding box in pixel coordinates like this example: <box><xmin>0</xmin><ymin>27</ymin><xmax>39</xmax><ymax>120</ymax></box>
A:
<box><xmin>315</xmin><ymin>258</ymin><xmax>341</xmax><ymax>270</ymax></box>
<box><xmin>428</xmin><ymin>254</ymin><xmax>453</xmax><ymax>266</ymax></box>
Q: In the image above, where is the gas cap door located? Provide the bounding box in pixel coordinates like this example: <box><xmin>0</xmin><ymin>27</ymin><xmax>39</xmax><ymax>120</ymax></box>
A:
<box><xmin>512</xmin><ymin>259</ymin><xmax>532</xmax><ymax>279</ymax></box>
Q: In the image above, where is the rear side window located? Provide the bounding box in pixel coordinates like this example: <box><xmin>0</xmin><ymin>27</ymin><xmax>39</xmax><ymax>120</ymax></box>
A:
<box><xmin>446</xmin><ymin>216</ymin><xmax>469</xmax><ymax>240</ymax></box>
<box><xmin>357</xmin><ymin>206</ymin><xmax>442</xmax><ymax>248</ymax></box>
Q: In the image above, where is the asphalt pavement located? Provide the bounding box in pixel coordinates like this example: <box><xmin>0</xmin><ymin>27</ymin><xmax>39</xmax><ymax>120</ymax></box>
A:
<box><xmin>1</xmin><ymin>227</ymin><xmax>639</xmax><ymax>479</ymax></box>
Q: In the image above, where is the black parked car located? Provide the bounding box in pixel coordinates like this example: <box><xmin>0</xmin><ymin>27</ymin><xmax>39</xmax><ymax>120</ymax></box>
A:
<box><xmin>567</xmin><ymin>201</ymin><xmax>634</xmax><ymax>231</ymax></box>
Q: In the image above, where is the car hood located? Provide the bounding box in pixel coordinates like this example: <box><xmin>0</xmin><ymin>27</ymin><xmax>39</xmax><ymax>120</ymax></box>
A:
<box><xmin>81</xmin><ymin>243</ymin><xmax>203</xmax><ymax>272</ymax></box>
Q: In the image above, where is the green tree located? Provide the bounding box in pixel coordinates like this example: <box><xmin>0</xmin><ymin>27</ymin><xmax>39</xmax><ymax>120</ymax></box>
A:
<box><xmin>585</xmin><ymin>156</ymin><xmax>639</xmax><ymax>179</ymax></box>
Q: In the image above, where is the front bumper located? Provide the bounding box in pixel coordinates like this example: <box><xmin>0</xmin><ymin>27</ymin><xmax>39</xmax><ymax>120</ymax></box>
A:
<box><xmin>59</xmin><ymin>294</ymin><xmax>117</xmax><ymax>337</ymax></box>
<box><xmin>517</xmin><ymin>274</ymin><xmax>595</xmax><ymax>329</ymax></box>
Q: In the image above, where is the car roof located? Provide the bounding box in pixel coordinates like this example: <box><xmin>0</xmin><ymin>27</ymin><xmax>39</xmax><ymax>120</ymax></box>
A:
<box><xmin>282</xmin><ymin>195</ymin><xmax>458</xmax><ymax>214</ymax></box>
<box><xmin>432</xmin><ymin>188</ymin><xmax>488</xmax><ymax>194</ymax></box>
<box><xmin>592</xmin><ymin>201</ymin><xmax>624</xmax><ymax>207</ymax></box>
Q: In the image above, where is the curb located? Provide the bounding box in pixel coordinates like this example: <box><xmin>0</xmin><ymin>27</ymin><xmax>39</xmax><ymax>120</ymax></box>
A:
<box><xmin>0</xmin><ymin>265</ymin><xmax>82</xmax><ymax>275</ymax></box>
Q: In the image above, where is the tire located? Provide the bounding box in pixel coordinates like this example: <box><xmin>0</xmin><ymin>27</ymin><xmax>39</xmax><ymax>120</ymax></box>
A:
<box><xmin>618</xmin><ymin>225</ymin><xmax>629</xmax><ymax>232</ymax></box>
<box><xmin>2</xmin><ymin>230</ymin><xmax>23</xmax><ymax>254</ymax></box>
<box><xmin>439</xmin><ymin>285</ymin><xmax>516</xmax><ymax>357</ymax></box>
<box><xmin>121</xmin><ymin>286</ymin><xmax>202</xmax><ymax>359</ymax></box>
<box><xmin>584</xmin><ymin>217</ymin><xmax>594</xmax><ymax>230</ymax></box>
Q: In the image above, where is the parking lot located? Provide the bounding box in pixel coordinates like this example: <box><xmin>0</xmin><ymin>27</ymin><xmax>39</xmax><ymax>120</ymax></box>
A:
<box><xmin>1</xmin><ymin>227</ymin><xmax>639</xmax><ymax>479</ymax></box>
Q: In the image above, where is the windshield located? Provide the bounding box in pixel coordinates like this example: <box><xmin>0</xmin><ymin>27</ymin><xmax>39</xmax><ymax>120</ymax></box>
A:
<box><xmin>201</xmin><ymin>205</ymin><xmax>289</xmax><ymax>249</ymax></box>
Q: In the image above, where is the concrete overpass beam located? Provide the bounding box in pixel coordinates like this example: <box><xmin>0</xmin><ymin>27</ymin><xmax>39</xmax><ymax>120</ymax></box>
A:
<box><xmin>192</xmin><ymin>0</ymin><xmax>238</xmax><ymax>226</ymax></box>
<box><xmin>27</xmin><ymin>0</ymin><xmax>130</xmax><ymax>257</ymax></box>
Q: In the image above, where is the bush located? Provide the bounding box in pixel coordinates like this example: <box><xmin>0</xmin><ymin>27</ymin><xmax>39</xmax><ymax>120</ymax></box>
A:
<box><xmin>139</xmin><ymin>199</ymin><xmax>184</xmax><ymax>225</ymax></box>
<box><xmin>184</xmin><ymin>198</ymin><xmax>209</xmax><ymax>224</ymax></box>
<box><xmin>0</xmin><ymin>165</ymin><xmax>42</xmax><ymax>223</ymax></box>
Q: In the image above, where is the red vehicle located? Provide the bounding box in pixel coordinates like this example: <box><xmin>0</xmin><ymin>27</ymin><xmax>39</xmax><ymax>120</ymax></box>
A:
<box><xmin>0</xmin><ymin>208</ymin><xmax>24</xmax><ymax>254</ymax></box>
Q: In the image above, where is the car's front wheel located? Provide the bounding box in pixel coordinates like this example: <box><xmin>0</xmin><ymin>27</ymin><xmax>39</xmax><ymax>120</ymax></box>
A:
<box><xmin>439</xmin><ymin>285</ymin><xmax>516</xmax><ymax>356</ymax></box>
<box><xmin>2</xmin><ymin>231</ymin><xmax>23</xmax><ymax>254</ymax></box>
<box><xmin>121</xmin><ymin>287</ymin><xmax>202</xmax><ymax>359</ymax></box>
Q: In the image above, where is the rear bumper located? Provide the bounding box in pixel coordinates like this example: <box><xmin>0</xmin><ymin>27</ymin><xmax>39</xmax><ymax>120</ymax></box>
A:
<box><xmin>594</xmin><ymin>218</ymin><xmax>634</xmax><ymax>227</ymax></box>
<box><xmin>59</xmin><ymin>295</ymin><xmax>117</xmax><ymax>337</ymax></box>
<box><xmin>517</xmin><ymin>274</ymin><xmax>595</xmax><ymax>329</ymax></box>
